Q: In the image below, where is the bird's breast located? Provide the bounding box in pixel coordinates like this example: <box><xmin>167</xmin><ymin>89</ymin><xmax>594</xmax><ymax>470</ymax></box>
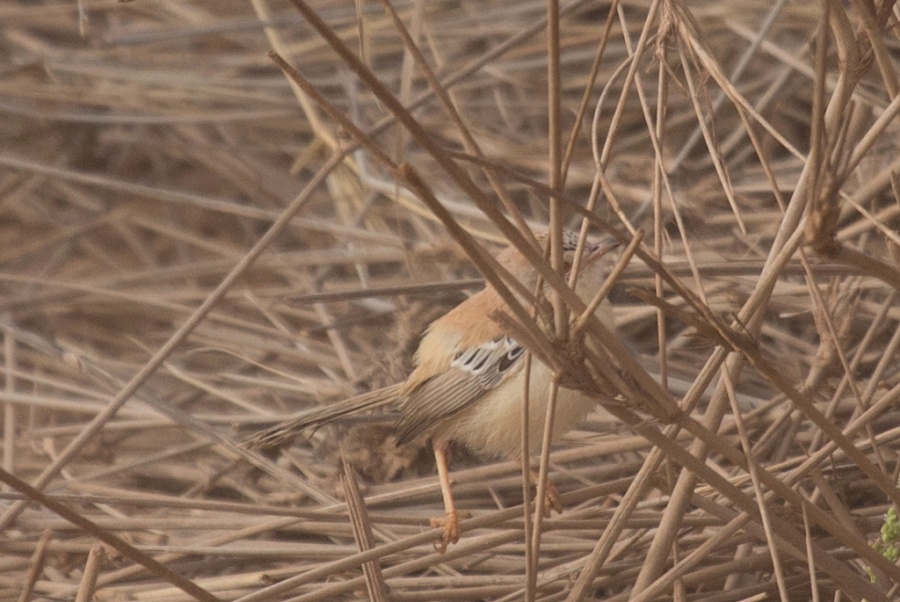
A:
<box><xmin>436</xmin><ymin>360</ymin><xmax>595</xmax><ymax>458</ymax></box>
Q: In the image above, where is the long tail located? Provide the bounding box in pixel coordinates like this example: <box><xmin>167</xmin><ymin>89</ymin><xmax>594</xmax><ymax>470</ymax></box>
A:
<box><xmin>247</xmin><ymin>383</ymin><xmax>404</xmax><ymax>449</ymax></box>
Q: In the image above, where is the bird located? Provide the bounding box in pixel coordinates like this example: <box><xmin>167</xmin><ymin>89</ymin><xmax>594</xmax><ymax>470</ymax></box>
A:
<box><xmin>250</xmin><ymin>230</ymin><xmax>620</xmax><ymax>552</ymax></box>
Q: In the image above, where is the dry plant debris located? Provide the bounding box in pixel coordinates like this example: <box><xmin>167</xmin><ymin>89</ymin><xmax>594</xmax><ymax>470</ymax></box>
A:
<box><xmin>1</xmin><ymin>0</ymin><xmax>900</xmax><ymax>600</ymax></box>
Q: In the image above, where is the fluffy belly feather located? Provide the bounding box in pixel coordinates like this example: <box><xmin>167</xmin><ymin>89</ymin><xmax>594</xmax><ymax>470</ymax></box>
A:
<box><xmin>439</xmin><ymin>361</ymin><xmax>595</xmax><ymax>457</ymax></box>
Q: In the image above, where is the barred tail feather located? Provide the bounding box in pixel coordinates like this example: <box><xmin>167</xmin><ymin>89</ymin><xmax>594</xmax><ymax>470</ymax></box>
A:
<box><xmin>247</xmin><ymin>384</ymin><xmax>404</xmax><ymax>449</ymax></box>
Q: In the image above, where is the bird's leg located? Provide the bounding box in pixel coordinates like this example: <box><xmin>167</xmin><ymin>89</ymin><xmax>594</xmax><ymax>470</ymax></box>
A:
<box><xmin>528</xmin><ymin>466</ymin><xmax>562</xmax><ymax>517</ymax></box>
<box><xmin>430</xmin><ymin>440</ymin><xmax>460</xmax><ymax>553</ymax></box>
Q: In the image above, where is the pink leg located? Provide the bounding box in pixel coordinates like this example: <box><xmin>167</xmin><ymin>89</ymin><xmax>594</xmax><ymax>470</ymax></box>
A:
<box><xmin>429</xmin><ymin>441</ymin><xmax>460</xmax><ymax>553</ymax></box>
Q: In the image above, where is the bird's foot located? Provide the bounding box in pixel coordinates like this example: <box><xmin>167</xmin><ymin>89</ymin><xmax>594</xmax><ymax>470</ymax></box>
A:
<box><xmin>542</xmin><ymin>479</ymin><xmax>563</xmax><ymax>517</ymax></box>
<box><xmin>430</xmin><ymin>510</ymin><xmax>460</xmax><ymax>553</ymax></box>
<box><xmin>528</xmin><ymin>467</ymin><xmax>563</xmax><ymax>517</ymax></box>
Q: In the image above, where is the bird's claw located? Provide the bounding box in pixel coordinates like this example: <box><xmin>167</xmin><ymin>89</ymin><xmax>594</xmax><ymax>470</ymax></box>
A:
<box><xmin>430</xmin><ymin>510</ymin><xmax>460</xmax><ymax>553</ymax></box>
<box><xmin>543</xmin><ymin>480</ymin><xmax>563</xmax><ymax>517</ymax></box>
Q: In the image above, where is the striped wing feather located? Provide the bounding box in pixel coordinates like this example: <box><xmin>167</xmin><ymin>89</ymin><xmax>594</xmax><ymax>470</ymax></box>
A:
<box><xmin>394</xmin><ymin>336</ymin><xmax>524</xmax><ymax>445</ymax></box>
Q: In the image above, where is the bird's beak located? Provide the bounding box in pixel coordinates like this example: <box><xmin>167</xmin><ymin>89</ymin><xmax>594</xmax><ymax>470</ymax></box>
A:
<box><xmin>585</xmin><ymin>237</ymin><xmax>621</xmax><ymax>265</ymax></box>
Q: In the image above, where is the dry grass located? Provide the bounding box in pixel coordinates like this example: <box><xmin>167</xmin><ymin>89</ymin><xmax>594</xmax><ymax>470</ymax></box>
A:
<box><xmin>1</xmin><ymin>0</ymin><xmax>900</xmax><ymax>600</ymax></box>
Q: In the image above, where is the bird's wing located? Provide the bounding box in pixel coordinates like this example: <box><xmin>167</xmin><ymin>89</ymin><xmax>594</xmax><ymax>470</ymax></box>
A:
<box><xmin>247</xmin><ymin>383</ymin><xmax>404</xmax><ymax>449</ymax></box>
<box><xmin>394</xmin><ymin>336</ymin><xmax>525</xmax><ymax>445</ymax></box>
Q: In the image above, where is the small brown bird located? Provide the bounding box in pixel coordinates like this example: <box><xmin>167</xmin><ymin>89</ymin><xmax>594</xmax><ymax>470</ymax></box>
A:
<box><xmin>251</xmin><ymin>231</ymin><xmax>619</xmax><ymax>551</ymax></box>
